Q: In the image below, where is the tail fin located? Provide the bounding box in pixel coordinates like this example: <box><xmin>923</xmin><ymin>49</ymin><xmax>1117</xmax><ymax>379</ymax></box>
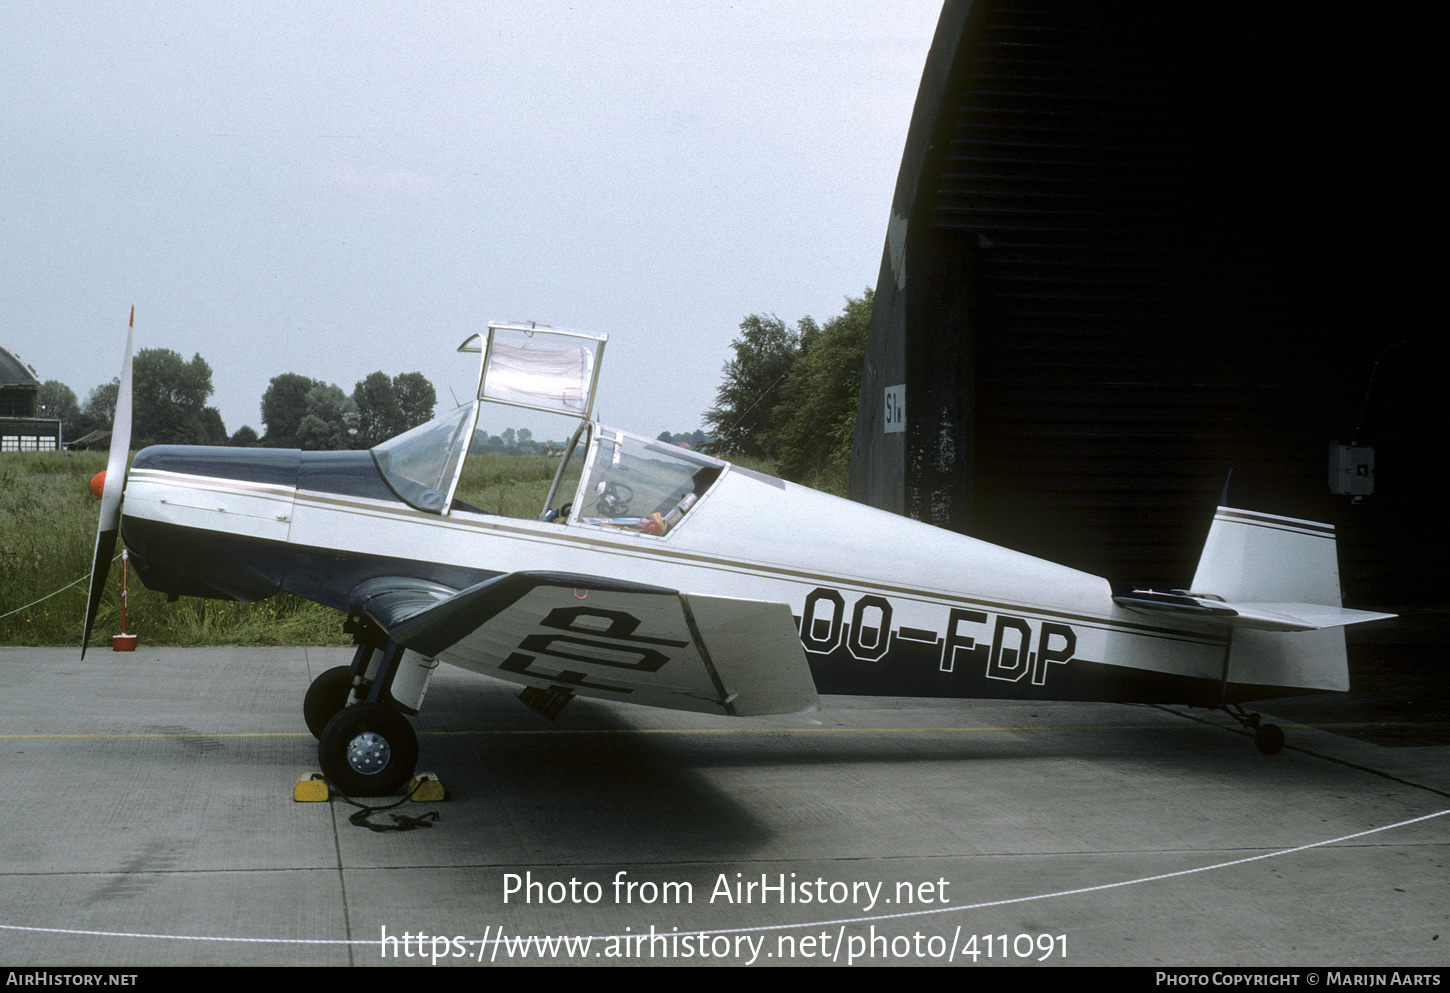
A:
<box><xmin>1191</xmin><ymin>506</ymin><xmax>1342</xmax><ymax>607</ymax></box>
<box><xmin>1114</xmin><ymin>505</ymin><xmax>1394</xmax><ymax>695</ymax></box>
<box><xmin>1192</xmin><ymin>506</ymin><xmax>1391</xmax><ymax>694</ymax></box>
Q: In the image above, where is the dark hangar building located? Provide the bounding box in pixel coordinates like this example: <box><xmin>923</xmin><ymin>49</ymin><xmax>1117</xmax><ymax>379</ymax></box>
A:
<box><xmin>850</xmin><ymin>0</ymin><xmax>1440</xmax><ymax>605</ymax></box>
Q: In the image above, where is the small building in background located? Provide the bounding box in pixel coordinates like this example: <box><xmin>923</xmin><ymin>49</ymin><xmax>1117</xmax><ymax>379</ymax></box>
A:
<box><xmin>1</xmin><ymin>345</ymin><xmax>63</xmax><ymax>452</ymax></box>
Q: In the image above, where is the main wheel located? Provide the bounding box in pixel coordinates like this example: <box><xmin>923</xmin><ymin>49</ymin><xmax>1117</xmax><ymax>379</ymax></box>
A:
<box><xmin>319</xmin><ymin>703</ymin><xmax>418</xmax><ymax>797</ymax></box>
<box><xmin>1254</xmin><ymin>723</ymin><xmax>1285</xmax><ymax>755</ymax></box>
<box><xmin>304</xmin><ymin>666</ymin><xmax>356</xmax><ymax>739</ymax></box>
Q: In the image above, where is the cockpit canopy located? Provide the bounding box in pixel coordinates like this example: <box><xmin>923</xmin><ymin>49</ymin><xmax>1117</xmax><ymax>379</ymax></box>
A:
<box><xmin>370</xmin><ymin>323</ymin><xmax>725</xmax><ymax>537</ymax></box>
<box><xmin>571</xmin><ymin>427</ymin><xmax>722</xmax><ymax>535</ymax></box>
<box><xmin>371</xmin><ymin>410</ymin><xmax>723</xmax><ymax>537</ymax></box>
<box><xmin>459</xmin><ymin>323</ymin><xmax>604</xmax><ymax>418</ymax></box>
<box><xmin>370</xmin><ymin>404</ymin><xmax>471</xmax><ymax>514</ymax></box>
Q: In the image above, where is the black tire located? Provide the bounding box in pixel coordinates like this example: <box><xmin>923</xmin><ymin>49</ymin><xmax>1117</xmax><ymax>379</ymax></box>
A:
<box><xmin>304</xmin><ymin>666</ymin><xmax>356</xmax><ymax>739</ymax></box>
<box><xmin>1254</xmin><ymin>723</ymin><xmax>1285</xmax><ymax>755</ymax></box>
<box><xmin>319</xmin><ymin>703</ymin><xmax>418</xmax><ymax>797</ymax></box>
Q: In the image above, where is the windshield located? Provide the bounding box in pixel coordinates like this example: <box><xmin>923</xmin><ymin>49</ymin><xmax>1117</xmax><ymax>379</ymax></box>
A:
<box><xmin>574</xmin><ymin>429</ymin><xmax>722</xmax><ymax>536</ymax></box>
<box><xmin>370</xmin><ymin>404</ymin><xmax>474</xmax><ymax>513</ymax></box>
<box><xmin>370</xmin><ymin>407</ymin><xmax>722</xmax><ymax>532</ymax></box>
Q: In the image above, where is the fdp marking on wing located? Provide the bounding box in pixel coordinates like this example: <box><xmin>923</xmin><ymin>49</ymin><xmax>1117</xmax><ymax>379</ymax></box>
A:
<box><xmin>501</xmin><ymin>871</ymin><xmax>949</xmax><ymax>911</ymax></box>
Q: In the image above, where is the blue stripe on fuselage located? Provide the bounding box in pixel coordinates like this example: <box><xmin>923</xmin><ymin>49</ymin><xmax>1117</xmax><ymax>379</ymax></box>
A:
<box><xmin>131</xmin><ymin>446</ymin><xmax>399</xmax><ymax>503</ymax></box>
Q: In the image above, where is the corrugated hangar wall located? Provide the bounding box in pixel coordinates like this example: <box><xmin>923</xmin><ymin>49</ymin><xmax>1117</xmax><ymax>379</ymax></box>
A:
<box><xmin>850</xmin><ymin>0</ymin><xmax>1440</xmax><ymax>601</ymax></box>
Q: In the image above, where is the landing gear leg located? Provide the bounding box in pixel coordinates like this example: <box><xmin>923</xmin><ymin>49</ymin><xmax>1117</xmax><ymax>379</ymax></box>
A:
<box><xmin>304</xmin><ymin>635</ymin><xmax>380</xmax><ymax>740</ymax></box>
<box><xmin>304</xmin><ymin>621</ymin><xmax>385</xmax><ymax>738</ymax></box>
<box><xmin>314</xmin><ymin>617</ymin><xmax>423</xmax><ymax>795</ymax></box>
<box><xmin>1220</xmin><ymin>703</ymin><xmax>1285</xmax><ymax>755</ymax></box>
<box><xmin>304</xmin><ymin>664</ymin><xmax>357</xmax><ymax>738</ymax></box>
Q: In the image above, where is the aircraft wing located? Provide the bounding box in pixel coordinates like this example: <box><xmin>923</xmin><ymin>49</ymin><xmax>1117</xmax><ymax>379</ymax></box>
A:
<box><xmin>1113</xmin><ymin>590</ymin><xmax>1396</xmax><ymax>632</ymax></box>
<box><xmin>349</xmin><ymin>572</ymin><xmax>819</xmax><ymax>717</ymax></box>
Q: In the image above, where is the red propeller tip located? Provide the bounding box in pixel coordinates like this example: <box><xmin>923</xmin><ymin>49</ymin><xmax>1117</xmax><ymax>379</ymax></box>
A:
<box><xmin>90</xmin><ymin>471</ymin><xmax>106</xmax><ymax>499</ymax></box>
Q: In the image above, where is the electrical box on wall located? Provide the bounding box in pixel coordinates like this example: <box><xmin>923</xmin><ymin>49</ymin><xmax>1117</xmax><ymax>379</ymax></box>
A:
<box><xmin>1328</xmin><ymin>444</ymin><xmax>1374</xmax><ymax>497</ymax></box>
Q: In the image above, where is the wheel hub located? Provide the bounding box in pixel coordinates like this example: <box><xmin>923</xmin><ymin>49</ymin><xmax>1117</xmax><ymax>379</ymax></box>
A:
<box><xmin>346</xmin><ymin>731</ymin><xmax>391</xmax><ymax>775</ymax></box>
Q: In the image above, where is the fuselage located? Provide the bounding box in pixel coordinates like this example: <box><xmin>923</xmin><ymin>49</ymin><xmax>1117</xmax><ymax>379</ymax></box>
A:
<box><xmin>120</xmin><ymin>441</ymin><xmax>1282</xmax><ymax>707</ymax></box>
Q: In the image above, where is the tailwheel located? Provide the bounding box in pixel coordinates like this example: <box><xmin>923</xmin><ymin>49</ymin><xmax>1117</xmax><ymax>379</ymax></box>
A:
<box><xmin>1254</xmin><ymin>723</ymin><xmax>1285</xmax><ymax>755</ymax></box>
<box><xmin>319</xmin><ymin>703</ymin><xmax>418</xmax><ymax>797</ymax></box>
<box><xmin>1221</xmin><ymin>703</ymin><xmax>1286</xmax><ymax>755</ymax></box>
<box><xmin>304</xmin><ymin>666</ymin><xmax>357</xmax><ymax>739</ymax></box>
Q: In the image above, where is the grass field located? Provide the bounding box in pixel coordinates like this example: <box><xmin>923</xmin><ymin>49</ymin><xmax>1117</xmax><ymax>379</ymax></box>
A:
<box><xmin>1</xmin><ymin>450</ymin><xmax>349</xmax><ymax>649</ymax></box>
<box><xmin>1</xmin><ymin>447</ymin><xmax>781</xmax><ymax>648</ymax></box>
<box><xmin>452</xmin><ymin>451</ymin><xmax>573</xmax><ymax>518</ymax></box>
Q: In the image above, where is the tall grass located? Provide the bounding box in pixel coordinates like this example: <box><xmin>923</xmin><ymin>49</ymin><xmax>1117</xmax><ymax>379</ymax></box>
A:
<box><xmin>0</xmin><ymin>450</ymin><xmax>344</xmax><ymax>648</ymax></box>
<box><xmin>452</xmin><ymin>453</ymin><xmax>568</xmax><ymax>518</ymax></box>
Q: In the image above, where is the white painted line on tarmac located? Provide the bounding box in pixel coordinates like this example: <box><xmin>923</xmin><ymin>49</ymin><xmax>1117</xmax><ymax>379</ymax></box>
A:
<box><xmin>3</xmin><ymin>807</ymin><xmax>1445</xmax><ymax>949</ymax></box>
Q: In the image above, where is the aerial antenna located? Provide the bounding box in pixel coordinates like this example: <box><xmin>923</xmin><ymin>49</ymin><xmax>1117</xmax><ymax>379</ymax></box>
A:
<box><xmin>720</xmin><ymin>369</ymin><xmax>790</xmax><ymax>444</ymax></box>
<box><xmin>1351</xmin><ymin>339</ymin><xmax>1407</xmax><ymax>444</ymax></box>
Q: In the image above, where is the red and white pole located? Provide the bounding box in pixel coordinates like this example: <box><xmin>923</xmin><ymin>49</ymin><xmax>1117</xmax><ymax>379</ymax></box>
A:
<box><xmin>113</xmin><ymin>549</ymin><xmax>137</xmax><ymax>652</ymax></box>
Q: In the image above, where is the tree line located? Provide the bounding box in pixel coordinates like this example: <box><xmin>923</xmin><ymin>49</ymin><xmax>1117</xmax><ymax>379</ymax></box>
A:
<box><xmin>656</xmin><ymin>429</ymin><xmax>710</xmax><ymax>449</ymax></box>
<box><xmin>36</xmin><ymin>290</ymin><xmax>873</xmax><ymax>468</ymax></box>
<box><xmin>36</xmin><ymin>350</ymin><xmax>438</xmax><ymax>451</ymax></box>
<box><xmin>702</xmin><ymin>289</ymin><xmax>871</xmax><ymax>494</ymax></box>
<box><xmin>37</xmin><ymin>350</ymin><xmax>228</xmax><ymax>447</ymax></box>
<box><xmin>258</xmin><ymin>370</ymin><xmax>436</xmax><ymax>449</ymax></box>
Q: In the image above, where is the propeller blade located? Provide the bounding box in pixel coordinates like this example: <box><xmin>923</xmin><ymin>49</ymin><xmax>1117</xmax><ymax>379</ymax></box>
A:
<box><xmin>82</xmin><ymin>309</ymin><xmax>136</xmax><ymax>657</ymax></box>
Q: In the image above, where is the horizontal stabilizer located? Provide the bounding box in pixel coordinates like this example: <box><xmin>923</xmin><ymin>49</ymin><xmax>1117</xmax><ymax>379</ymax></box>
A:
<box><xmin>1115</xmin><ymin>503</ymin><xmax>1395</xmax><ymax>695</ymax></box>
<box><xmin>1113</xmin><ymin>590</ymin><xmax>1395</xmax><ymax>631</ymax></box>
<box><xmin>1219</xmin><ymin>602</ymin><xmax>1395</xmax><ymax>631</ymax></box>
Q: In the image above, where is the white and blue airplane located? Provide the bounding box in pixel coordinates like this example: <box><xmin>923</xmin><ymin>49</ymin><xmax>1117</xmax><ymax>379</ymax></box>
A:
<box><xmin>84</xmin><ymin>320</ymin><xmax>1394</xmax><ymax>795</ymax></box>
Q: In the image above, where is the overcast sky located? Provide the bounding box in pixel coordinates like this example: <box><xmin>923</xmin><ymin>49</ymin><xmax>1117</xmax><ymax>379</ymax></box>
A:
<box><xmin>2</xmin><ymin>2</ymin><xmax>941</xmax><ymax>441</ymax></box>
